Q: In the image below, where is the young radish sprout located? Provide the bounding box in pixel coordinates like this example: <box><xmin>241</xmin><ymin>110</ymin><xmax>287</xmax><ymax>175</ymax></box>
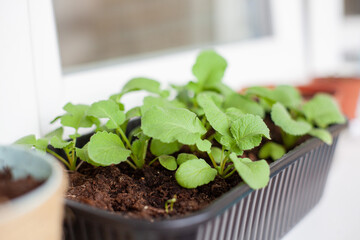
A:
<box><xmin>165</xmin><ymin>195</ymin><xmax>177</xmax><ymax>213</ymax></box>
<box><xmin>15</xmin><ymin>50</ymin><xmax>345</xmax><ymax>191</ymax></box>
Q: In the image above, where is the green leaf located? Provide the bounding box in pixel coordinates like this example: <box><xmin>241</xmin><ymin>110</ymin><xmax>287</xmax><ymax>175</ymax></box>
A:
<box><xmin>35</xmin><ymin>138</ymin><xmax>48</xmax><ymax>152</ymax></box>
<box><xmin>44</xmin><ymin>127</ymin><xmax>64</xmax><ymax>140</ymax></box>
<box><xmin>192</xmin><ymin>50</ymin><xmax>227</xmax><ymax>89</ymax></box>
<box><xmin>76</xmin><ymin>144</ymin><xmax>101</xmax><ymax>167</ymax></box>
<box><xmin>141</xmin><ymin>96</ymin><xmax>186</xmax><ymax>115</ymax></box>
<box><xmin>109</xmin><ymin>94</ymin><xmax>125</xmax><ymax>110</ymax></box>
<box><xmin>60</xmin><ymin>103</ymin><xmax>94</xmax><ymax>131</ymax></box>
<box><xmin>230</xmin><ymin>114</ymin><xmax>270</xmax><ymax>150</ymax></box>
<box><xmin>303</xmin><ymin>94</ymin><xmax>346</xmax><ymax>128</ymax></box>
<box><xmin>126</xmin><ymin>107</ymin><xmax>141</xmax><ymax>120</ymax></box>
<box><xmin>282</xmin><ymin>132</ymin><xmax>299</xmax><ymax>149</ymax></box>
<box><xmin>196</xmin><ymin>139</ymin><xmax>211</xmax><ymax>152</ymax></box>
<box><xmin>150</xmin><ymin>139</ymin><xmax>181</xmax><ymax>156</ymax></box>
<box><xmin>258</xmin><ymin>142</ymin><xmax>286</xmax><ymax>161</ymax></box>
<box><xmin>230</xmin><ymin>153</ymin><xmax>270</xmax><ymax>189</ymax></box>
<box><xmin>176</xmin><ymin>153</ymin><xmax>198</xmax><ymax>165</ymax></box>
<box><xmin>225</xmin><ymin>108</ymin><xmax>244</xmax><ymax>122</ymax></box>
<box><xmin>87</xmin><ymin>100</ymin><xmax>125</xmax><ymax>129</ymax></box>
<box><xmin>50</xmin><ymin>136</ymin><xmax>71</xmax><ymax>149</ymax></box>
<box><xmin>272</xmin><ymin>85</ymin><xmax>302</xmax><ymax>109</ymax></box>
<box><xmin>308</xmin><ymin>128</ymin><xmax>333</xmax><ymax>145</ymax></box>
<box><xmin>210</xmin><ymin>147</ymin><xmax>223</xmax><ymax>164</ymax></box>
<box><xmin>217</xmin><ymin>134</ymin><xmax>243</xmax><ymax>155</ymax></box>
<box><xmin>121</xmin><ymin>77</ymin><xmax>169</xmax><ymax>97</ymax></box>
<box><xmin>14</xmin><ymin>135</ymin><xmax>48</xmax><ymax>152</ymax></box>
<box><xmin>159</xmin><ymin>155</ymin><xmax>177</xmax><ymax>171</ymax></box>
<box><xmin>210</xmin><ymin>82</ymin><xmax>235</xmax><ymax>97</ymax></box>
<box><xmin>271</xmin><ymin>103</ymin><xmax>311</xmax><ymax>135</ymax></box>
<box><xmin>14</xmin><ymin>135</ymin><xmax>37</xmax><ymax>148</ymax></box>
<box><xmin>88</xmin><ymin>131</ymin><xmax>131</xmax><ymax>166</ymax></box>
<box><xmin>246</xmin><ymin>85</ymin><xmax>302</xmax><ymax>109</ymax></box>
<box><xmin>132</xmin><ymin>137</ymin><xmax>149</xmax><ymax>168</ymax></box>
<box><xmin>175</xmin><ymin>159</ymin><xmax>217</xmax><ymax>188</ymax></box>
<box><xmin>197</xmin><ymin>92</ymin><xmax>230</xmax><ymax>136</ymax></box>
<box><xmin>141</xmin><ymin>106</ymin><xmax>207</xmax><ymax>146</ymax></box>
<box><xmin>224</xmin><ymin>93</ymin><xmax>265</xmax><ymax>118</ymax></box>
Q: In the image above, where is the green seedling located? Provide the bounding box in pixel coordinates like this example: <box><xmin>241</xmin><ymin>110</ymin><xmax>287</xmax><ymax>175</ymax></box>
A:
<box><xmin>15</xmin><ymin>50</ymin><xmax>345</xmax><ymax>192</ymax></box>
<box><xmin>165</xmin><ymin>195</ymin><xmax>177</xmax><ymax>213</ymax></box>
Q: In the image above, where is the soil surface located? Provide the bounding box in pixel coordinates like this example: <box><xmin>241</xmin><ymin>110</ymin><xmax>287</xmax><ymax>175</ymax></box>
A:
<box><xmin>67</xmin><ymin>162</ymin><xmax>241</xmax><ymax>221</ymax></box>
<box><xmin>65</xmin><ymin>118</ymin><xmax>307</xmax><ymax>221</ymax></box>
<box><xmin>0</xmin><ymin>168</ymin><xmax>45</xmax><ymax>203</ymax></box>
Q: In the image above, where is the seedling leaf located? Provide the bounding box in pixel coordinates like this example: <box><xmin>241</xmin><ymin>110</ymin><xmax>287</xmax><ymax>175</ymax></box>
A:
<box><xmin>132</xmin><ymin>138</ymin><xmax>149</xmax><ymax>168</ymax></box>
<box><xmin>258</xmin><ymin>142</ymin><xmax>286</xmax><ymax>161</ymax></box>
<box><xmin>175</xmin><ymin>159</ymin><xmax>217</xmax><ymax>188</ymax></box>
<box><xmin>159</xmin><ymin>155</ymin><xmax>177</xmax><ymax>171</ymax></box>
<box><xmin>230</xmin><ymin>114</ymin><xmax>270</xmax><ymax>150</ymax></box>
<box><xmin>126</xmin><ymin>107</ymin><xmax>141</xmax><ymax>120</ymax></box>
<box><xmin>44</xmin><ymin>127</ymin><xmax>64</xmax><ymax>140</ymax></box>
<box><xmin>88</xmin><ymin>131</ymin><xmax>131</xmax><ymax>166</ymax></box>
<box><xmin>76</xmin><ymin>144</ymin><xmax>101</xmax><ymax>167</ymax></box>
<box><xmin>88</xmin><ymin>100</ymin><xmax>125</xmax><ymax>129</ymax></box>
<box><xmin>210</xmin><ymin>147</ymin><xmax>223</xmax><ymax>164</ymax></box>
<box><xmin>150</xmin><ymin>139</ymin><xmax>181</xmax><ymax>156</ymax></box>
<box><xmin>196</xmin><ymin>139</ymin><xmax>211</xmax><ymax>152</ymax></box>
<box><xmin>14</xmin><ymin>135</ymin><xmax>37</xmax><ymax>148</ymax></box>
<box><xmin>230</xmin><ymin>153</ymin><xmax>270</xmax><ymax>189</ymax></box>
<box><xmin>308</xmin><ymin>128</ymin><xmax>333</xmax><ymax>145</ymax></box>
<box><xmin>303</xmin><ymin>94</ymin><xmax>346</xmax><ymax>128</ymax></box>
<box><xmin>176</xmin><ymin>153</ymin><xmax>198</xmax><ymax>165</ymax></box>
<box><xmin>121</xmin><ymin>77</ymin><xmax>169</xmax><ymax>97</ymax></box>
<box><xmin>197</xmin><ymin>92</ymin><xmax>230</xmax><ymax>136</ymax></box>
<box><xmin>192</xmin><ymin>50</ymin><xmax>227</xmax><ymax>90</ymax></box>
<box><xmin>271</xmin><ymin>103</ymin><xmax>311</xmax><ymax>135</ymax></box>
<box><xmin>225</xmin><ymin>107</ymin><xmax>244</xmax><ymax>122</ymax></box>
<box><xmin>50</xmin><ymin>136</ymin><xmax>71</xmax><ymax>149</ymax></box>
<box><xmin>141</xmin><ymin>106</ymin><xmax>207</xmax><ymax>147</ymax></box>
<box><xmin>141</xmin><ymin>96</ymin><xmax>185</xmax><ymax>115</ymax></box>
<box><xmin>60</xmin><ymin>103</ymin><xmax>94</xmax><ymax>131</ymax></box>
<box><xmin>14</xmin><ymin>135</ymin><xmax>48</xmax><ymax>152</ymax></box>
<box><xmin>224</xmin><ymin>93</ymin><xmax>265</xmax><ymax>118</ymax></box>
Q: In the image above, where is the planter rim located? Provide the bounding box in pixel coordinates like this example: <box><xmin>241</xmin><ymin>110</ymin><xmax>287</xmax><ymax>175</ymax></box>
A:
<box><xmin>65</xmin><ymin>122</ymin><xmax>347</xmax><ymax>231</ymax></box>
<box><xmin>0</xmin><ymin>145</ymin><xmax>65</xmax><ymax>223</ymax></box>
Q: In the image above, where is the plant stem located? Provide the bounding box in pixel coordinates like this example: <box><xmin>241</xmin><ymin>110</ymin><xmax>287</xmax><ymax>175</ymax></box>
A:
<box><xmin>116</xmin><ymin>127</ymin><xmax>140</xmax><ymax>167</ymax></box>
<box><xmin>219</xmin><ymin>150</ymin><xmax>230</xmax><ymax>176</ymax></box>
<box><xmin>207</xmin><ymin>152</ymin><xmax>218</xmax><ymax>168</ymax></box>
<box><xmin>46</xmin><ymin>149</ymin><xmax>71</xmax><ymax>169</ymax></box>
<box><xmin>224</xmin><ymin>169</ymin><xmax>236</xmax><ymax>179</ymax></box>
<box><xmin>116</xmin><ymin>127</ymin><xmax>131</xmax><ymax>149</ymax></box>
<box><xmin>126</xmin><ymin>160</ymin><xmax>137</xmax><ymax>170</ymax></box>
<box><xmin>223</xmin><ymin>164</ymin><xmax>233</xmax><ymax>175</ymax></box>
<box><xmin>148</xmin><ymin>157</ymin><xmax>159</xmax><ymax>166</ymax></box>
<box><xmin>75</xmin><ymin>160</ymin><xmax>85</xmax><ymax>171</ymax></box>
<box><xmin>70</xmin><ymin>138</ymin><xmax>77</xmax><ymax>170</ymax></box>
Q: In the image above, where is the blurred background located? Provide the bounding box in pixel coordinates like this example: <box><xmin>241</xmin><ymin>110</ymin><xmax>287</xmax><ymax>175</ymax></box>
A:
<box><xmin>1</xmin><ymin>0</ymin><xmax>360</xmax><ymax>142</ymax></box>
<box><xmin>0</xmin><ymin>0</ymin><xmax>360</xmax><ymax>239</ymax></box>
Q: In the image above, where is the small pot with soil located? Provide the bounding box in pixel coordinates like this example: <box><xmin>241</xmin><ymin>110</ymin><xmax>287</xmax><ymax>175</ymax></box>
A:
<box><xmin>0</xmin><ymin>145</ymin><xmax>67</xmax><ymax>240</ymax></box>
<box><xmin>16</xmin><ymin>50</ymin><xmax>348</xmax><ymax>240</ymax></box>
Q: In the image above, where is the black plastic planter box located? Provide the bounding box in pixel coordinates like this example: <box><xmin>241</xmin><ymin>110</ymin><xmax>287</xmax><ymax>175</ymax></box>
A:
<box><xmin>63</xmin><ymin>123</ymin><xmax>346</xmax><ymax>240</ymax></box>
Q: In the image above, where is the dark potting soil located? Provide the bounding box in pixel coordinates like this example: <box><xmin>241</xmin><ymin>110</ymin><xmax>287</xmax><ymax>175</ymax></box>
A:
<box><xmin>0</xmin><ymin>168</ymin><xmax>45</xmax><ymax>203</ymax></box>
<box><xmin>65</xmin><ymin>118</ymin><xmax>308</xmax><ymax>221</ymax></box>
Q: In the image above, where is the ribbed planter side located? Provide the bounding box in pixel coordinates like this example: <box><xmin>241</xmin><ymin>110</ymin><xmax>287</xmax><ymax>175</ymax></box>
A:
<box><xmin>63</xmin><ymin>123</ymin><xmax>344</xmax><ymax>240</ymax></box>
<box><xmin>196</xmin><ymin>137</ymin><xmax>338</xmax><ymax>240</ymax></box>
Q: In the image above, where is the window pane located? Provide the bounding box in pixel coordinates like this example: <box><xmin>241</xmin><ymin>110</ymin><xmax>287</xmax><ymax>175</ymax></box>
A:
<box><xmin>344</xmin><ymin>0</ymin><xmax>360</xmax><ymax>16</ymax></box>
<box><xmin>53</xmin><ymin>0</ymin><xmax>272</xmax><ymax>69</ymax></box>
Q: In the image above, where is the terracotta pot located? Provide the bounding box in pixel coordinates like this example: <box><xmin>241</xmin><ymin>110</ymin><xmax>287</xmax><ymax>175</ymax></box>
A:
<box><xmin>0</xmin><ymin>145</ymin><xmax>67</xmax><ymax>240</ymax></box>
